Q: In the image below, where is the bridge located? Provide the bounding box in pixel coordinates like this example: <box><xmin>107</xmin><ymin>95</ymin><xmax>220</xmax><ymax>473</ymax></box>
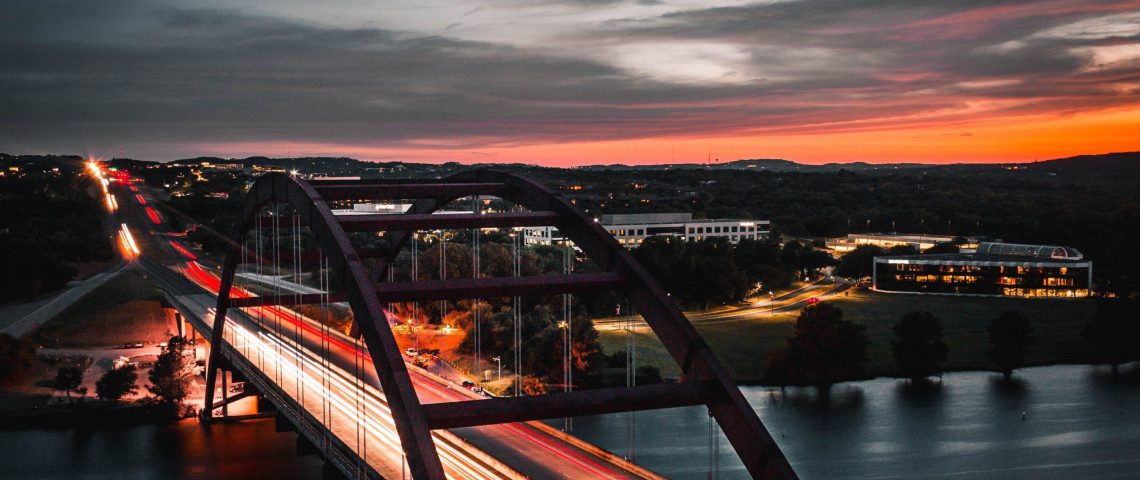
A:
<box><xmin>133</xmin><ymin>170</ymin><xmax>796</xmax><ymax>479</ymax></box>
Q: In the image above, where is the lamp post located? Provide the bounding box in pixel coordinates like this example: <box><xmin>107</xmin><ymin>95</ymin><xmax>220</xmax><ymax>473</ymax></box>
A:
<box><xmin>558</xmin><ymin>320</ymin><xmax>569</xmax><ymax>390</ymax></box>
<box><xmin>492</xmin><ymin>356</ymin><xmax>502</xmax><ymax>382</ymax></box>
<box><xmin>769</xmin><ymin>291</ymin><xmax>775</xmax><ymax>316</ymax></box>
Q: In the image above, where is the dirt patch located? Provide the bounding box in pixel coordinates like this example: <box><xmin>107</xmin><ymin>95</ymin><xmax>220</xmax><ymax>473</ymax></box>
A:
<box><xmin>27</xmin><ymin>269</ymin><xmax>177</xmax><ymax>348</ymax></box>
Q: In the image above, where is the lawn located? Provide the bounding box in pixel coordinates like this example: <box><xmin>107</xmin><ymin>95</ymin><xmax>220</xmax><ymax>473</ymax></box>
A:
<box><xmin>28</xmin><ymin>269</ymin><xmax>178</xmax><ymax>347</ymax></box>
<box><xmin>599</xmin><ymin>288</ymin><xmax>1097</xmax><ymax>384</ymax></box>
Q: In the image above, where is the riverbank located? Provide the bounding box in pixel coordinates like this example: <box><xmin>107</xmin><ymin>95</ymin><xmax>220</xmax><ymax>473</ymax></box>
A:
<box><xmin>599</xmin><ymin>288</ymin><xmax>1098</xmax><ymax>384</ymax></box>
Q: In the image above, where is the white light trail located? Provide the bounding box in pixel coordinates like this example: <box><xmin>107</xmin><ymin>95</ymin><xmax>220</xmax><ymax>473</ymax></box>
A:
<box><xmin>120</xmin><ymin>223</ymin><xmax>140</xmax><ymax>257</ymax></box>
<box><xmin>222</xmin><ymin>316</ymin><xmax>502</xmax><ymax>480</ymax></box>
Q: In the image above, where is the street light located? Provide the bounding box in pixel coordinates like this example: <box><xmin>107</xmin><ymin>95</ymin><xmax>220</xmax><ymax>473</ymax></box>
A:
<box><xmin>769</xmin><ymin>291</ymin><xmax>775</xmax><ymax>316</ymax></box>
<box><xmin>492</xmin><ymin>356</ymin><xmax>502</xmax><ymax>382</ymax></box>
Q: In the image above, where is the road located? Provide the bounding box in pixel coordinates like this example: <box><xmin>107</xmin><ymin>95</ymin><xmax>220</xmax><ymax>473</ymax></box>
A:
<box><xmin>595</xmin><ymin>278</ymin><xmax>853</xmax><ymax>331</ymax></box>
<box><xmin>119</xmin><ymin>170</ymin><xmax>653</xmax><ymax>479</ymax></box>
<box><xmin>0</xmin><ymin>263</ymin><xmax>126</xmax><ymax>337</ymax></box>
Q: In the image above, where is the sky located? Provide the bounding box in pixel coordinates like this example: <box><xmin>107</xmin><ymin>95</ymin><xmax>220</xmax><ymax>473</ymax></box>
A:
<box><xmin>2</xmin><ymin>0</ymin><xmax>1139</xmax><ymax>165</ymax></box>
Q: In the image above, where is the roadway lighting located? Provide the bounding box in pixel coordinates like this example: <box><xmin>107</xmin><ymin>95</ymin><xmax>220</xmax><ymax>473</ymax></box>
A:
<box><xmin>769</xmin><ymin>291</ymin><xmax>775</xmax><ymax>315</ymax></box>
<box><xmin>290</xmin><ymin>169</ymin><xmax>299</xmax><ymax>177</ymax></box>
<box><xmin>491</xmin><ymin>356</ymin><xmax>502</xmax><ymax>382</ymax></box>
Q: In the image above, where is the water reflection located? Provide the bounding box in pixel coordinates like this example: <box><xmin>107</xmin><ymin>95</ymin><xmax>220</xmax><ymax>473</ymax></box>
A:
<box><xmin>562</xmin><ymin>363</ymin><xmax>1140</xmax><ymax>480</ymax></box>
<box><xmin>0</xmin><ymin>419</ymin><xmax>324</xmax><ymax>479</ymax></box>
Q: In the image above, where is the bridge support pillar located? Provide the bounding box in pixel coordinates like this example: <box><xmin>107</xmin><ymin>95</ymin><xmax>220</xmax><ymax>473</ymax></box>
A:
<box><xmin>296</xmin><ymin>434</ymin><xmax>319</xmax><ymax>457</ymax></box>
<box><xmin>275</xmin><ymin>411</ymin><xmax>296</xmax><ymax>433</ymax></box>
<box><xmin>322</xmin><ymin>461</ymin><xmax>349</xmax><ymax>480</ymax></box>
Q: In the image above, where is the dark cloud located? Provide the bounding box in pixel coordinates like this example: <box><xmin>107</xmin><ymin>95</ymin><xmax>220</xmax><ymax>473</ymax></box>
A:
<box><xmin>1</xmin><ymin>0</ymin><xmax>1138</xmax><ymax>159</ymax></box>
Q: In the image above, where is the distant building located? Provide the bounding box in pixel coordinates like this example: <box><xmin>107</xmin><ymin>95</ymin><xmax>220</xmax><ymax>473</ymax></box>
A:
<box><xmin>873</xmin><ymin>242</ymin><xmax>1092</xmax><ymax>298</ymax></box>
<box><xmin>827</xmin><ymin>233</ymin><xmax>980</xmax><ymax>252</ymax></box>
<box><xmin>524</xmin><ymin>212</ymin><xmax>769</xmax><ymax>248</ymax></box>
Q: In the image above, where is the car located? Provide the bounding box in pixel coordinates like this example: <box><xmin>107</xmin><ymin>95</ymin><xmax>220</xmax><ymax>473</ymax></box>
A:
<box><xmin>405</xmin><ymin>348</ymin><xmax>418</xmax><ymax>356</ymax></box>
<box><xmin>806</xmin><ymin>297</ymin><xmax>820</xmax><ymax>305</ymax></box>
<box><xmin>461</xmin><ymin>380</ymin><xmax>475</xmax><ymax>389</ymax></box>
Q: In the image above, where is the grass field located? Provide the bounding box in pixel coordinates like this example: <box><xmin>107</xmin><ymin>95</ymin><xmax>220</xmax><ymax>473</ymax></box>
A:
<box><xmin>599</xmin><ymin>288</ymin><xmax>1097</xmax><ymax>384</ymax></box>
<box><xmin>28</xmin><ymin>269</ymin><xmax>178</xmax><ymax>347</ymax></box>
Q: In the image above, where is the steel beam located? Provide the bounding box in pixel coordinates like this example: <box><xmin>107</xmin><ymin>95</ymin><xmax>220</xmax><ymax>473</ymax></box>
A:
<box><xmin>312</xmin><ymin>182</ymin><xmax>510</xmax><ymax>201</ymax></box>
<box><xmin>227</xmin><ymin>293</ymin><xmax>347</xmax><ymax>308</ymax></box>
<box><xmin>338</xmin><ymin>211</ymin><xmax>560</xmax><ymax>232</ymax></box>
<box><xmin>373</xmin><ymin>272</ymin><xmax>624</xmax><ymax>303</ymax></box>
<box><xmin>422</xmin><ymin>382</ymin><xmax>711</xmax><ymax>430</ymax></box>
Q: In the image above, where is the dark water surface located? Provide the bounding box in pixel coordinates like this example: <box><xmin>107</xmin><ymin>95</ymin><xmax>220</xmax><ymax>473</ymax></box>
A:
<box><xmin>2</xmin><ymin>364</ymin><xmax>1138</xmax><ymax>479</ymax></box>
<box><xmin>0</xmin><ymin>418</ymin><xmax>323</xmax><ymax>480</ymax></box>
<box><xmin>564</xmin><ymin>363</ymin><xmax>1140</xmax><ymax>479</ymax></box>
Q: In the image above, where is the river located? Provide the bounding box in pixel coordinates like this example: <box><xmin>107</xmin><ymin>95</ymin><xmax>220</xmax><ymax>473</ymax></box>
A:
<box><xmin>2</xmin><ymin>363</ymin><xmax>1138</xmax><ymax>479</ymax></box>
<box><xmin>564</xmin><ymin>363</ymin><xmax>1140</xmax><ymax>479</ymax></box>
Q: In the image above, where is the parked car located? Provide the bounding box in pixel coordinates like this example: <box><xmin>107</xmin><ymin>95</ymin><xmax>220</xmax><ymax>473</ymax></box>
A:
<box><xmin>461</xmin><ymin>380</ymin><xmax>475</xmax><ymax>389</ymax></box>
<box><xmin>405</xmin><ymin>348</ymin><xmax>418</xmax><ymax>356</ymax></box>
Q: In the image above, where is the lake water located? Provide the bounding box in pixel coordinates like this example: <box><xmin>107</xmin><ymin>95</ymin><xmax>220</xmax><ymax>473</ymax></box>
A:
<box><xmin>2</xmin><ymin>363</ymin><xmax>1138</xmax><ymax>479</ymax></box>
<box><xmin>0</xmin><ymin>418</ymin><xmax>324</xmax><ymax>479</ymax></box>
<box><xmin>564</xmin><ymin>363</ymin><xmax>1140</xmax><ymax>479</ymax></box>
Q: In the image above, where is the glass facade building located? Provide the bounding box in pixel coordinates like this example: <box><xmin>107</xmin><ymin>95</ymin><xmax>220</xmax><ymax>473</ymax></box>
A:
<box><xmin>873</xmin><ymin>242</ymin><xmax>1092</xmax><ymax>298</ymax></box>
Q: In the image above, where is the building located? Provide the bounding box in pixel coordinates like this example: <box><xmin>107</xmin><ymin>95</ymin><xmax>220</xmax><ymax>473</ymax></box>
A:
<box><xmin>827</xmin><ymin>233</ymin><xmax>980</xmax><ymax>252</ymax></box>
<box><xmin>524</xmin><ymin>212</ymin><xmax>770</xmax><ymax>248</ymax></box>
<box><xmin>873</xmin><ymin>242</ymin><xmax>1092</xmax><ymax>298</ymax></box>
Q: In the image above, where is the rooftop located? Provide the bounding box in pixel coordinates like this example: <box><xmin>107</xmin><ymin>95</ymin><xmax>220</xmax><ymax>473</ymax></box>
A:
<box><xmin>878</xmin><ymin>242</ymin><xmax>1088</xmax><ymax>265</ymax></box>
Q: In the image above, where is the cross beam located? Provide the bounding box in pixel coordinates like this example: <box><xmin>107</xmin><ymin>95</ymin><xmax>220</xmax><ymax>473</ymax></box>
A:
<box><xmin>422</xmin><ymin>382</ymin><xmax>712</xmax><ymax>430</ymax></box>
<box><xmin>227</xmin><ymin>292</ymin><xmax>347</xmax><ymax>308</ymax></box>
<box><xmin>338</xmin><ymin>211</ymin><xmax>560</xmax><ymax>232</ymax></box>
<box><xmin>312</xmin><ymin>182</ymin><xmax>510</xmax><ymax>201</ymax></box>
<box><xmin>374</xmin><ymin>272</ymin><xmax>624</xmax><ymax>303</ymax></box>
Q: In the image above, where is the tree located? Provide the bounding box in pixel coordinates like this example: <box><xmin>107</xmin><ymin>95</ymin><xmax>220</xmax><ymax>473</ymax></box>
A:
<box><xmin>1084</xmin><ymin>298</ymin><xmax>1140</xmax><ymax>377</ymax></box>
<box><xmin>833</xmin><ymin>245</ymin><xmax>884</xmax><ymax>279</ymax></box>
<box><xmin>55</xmin><ymin>366</ymin><xmax>84</xmax><ymax>402</ymax></box>
<box><xmin>987</xmin><ymin>310</ymin><xmax>1034</xmax><ymax>381</ymax></box>
<box><xmin>148</xmin><ymin>336</ymin><xmax>193</xmax><ymax>405</ymax></box>
<box><xmin>892</xmin><ymin>311</ymin><xmax>948</xmax><ymax>382</ymax></box>
<box><xmin>96</xmin><ymin>365</ymin><xmax>139</xmax><ymax>402</ymax></box>
<box><xmin>767</xmin><ymin>302</ymin><xmax>868</xmax><ymax>399</ymax></box>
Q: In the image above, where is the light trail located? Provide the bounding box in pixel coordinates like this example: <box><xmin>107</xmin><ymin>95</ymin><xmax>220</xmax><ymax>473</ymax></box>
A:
<box><xmin>185</xmin><ymin>261</ymin><xmax>627</xmax><ymax>479</ymax></box>
<box><xmin>169</xmin><ymin>241</ymin><xmax>197</xmax><ymax>260</ymax></box>
<box><xmin>145</xmin><ymin>206</ymin><xmax>162</xmax><ymax>224</ymax></box>
<box><xmin>104</xmin><ymin>193</ymin><xmax>118</xmax><ymax>212</ymax></box>
<box><xmin>135</xmin><ymin>194</ymin><xmax>147</xmax><ymax>205</ymax></box>
<box><xmin>220</xmin><ymin>314</ymin><xmax>503</xmax><ymax>479</ymax></box>
<box><xmin>119</xmin><ymin>223</ymin><xmax>141</xmax><ymax>258</ymax></box>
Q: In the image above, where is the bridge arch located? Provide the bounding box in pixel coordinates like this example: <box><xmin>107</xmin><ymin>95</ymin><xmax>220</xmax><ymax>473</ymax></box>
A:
<box><xmin>206</xmin><ymin>170</ymin><xmax>797</xmax><ymax>479</ymax></box>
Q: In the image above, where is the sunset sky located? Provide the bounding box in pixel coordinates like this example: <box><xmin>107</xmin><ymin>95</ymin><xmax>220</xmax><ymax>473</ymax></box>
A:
<box><xmin>3</xmin><ymin>0</ymin><xmax>1139</xmax><ymax>165</ymax></box>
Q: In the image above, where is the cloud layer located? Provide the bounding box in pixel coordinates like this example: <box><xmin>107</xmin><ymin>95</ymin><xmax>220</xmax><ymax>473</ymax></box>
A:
<box><xmin>2</xmin><ymin>0</ymin><xmax>1138</xmax><ymax>163</ymax></box>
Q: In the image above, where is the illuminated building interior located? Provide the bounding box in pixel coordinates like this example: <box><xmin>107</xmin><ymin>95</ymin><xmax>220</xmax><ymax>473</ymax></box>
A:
<box><xmin>873</xmin><ymin>242</ymin><xmax>1091</xmax><ymax>298</ymax></box>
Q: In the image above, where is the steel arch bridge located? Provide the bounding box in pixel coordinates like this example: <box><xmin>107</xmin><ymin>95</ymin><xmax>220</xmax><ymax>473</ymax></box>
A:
<box><xmin>205</xmin><ymin>170</ymin><xmax>797</xmax><ymax>479</ymax></box>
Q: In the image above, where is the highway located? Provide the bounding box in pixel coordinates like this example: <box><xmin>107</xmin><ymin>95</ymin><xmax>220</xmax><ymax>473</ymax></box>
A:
<box><xmin>109</xmin><ymin>165</ymin><xmax>653</xmax><ymax>479</ymax></box>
